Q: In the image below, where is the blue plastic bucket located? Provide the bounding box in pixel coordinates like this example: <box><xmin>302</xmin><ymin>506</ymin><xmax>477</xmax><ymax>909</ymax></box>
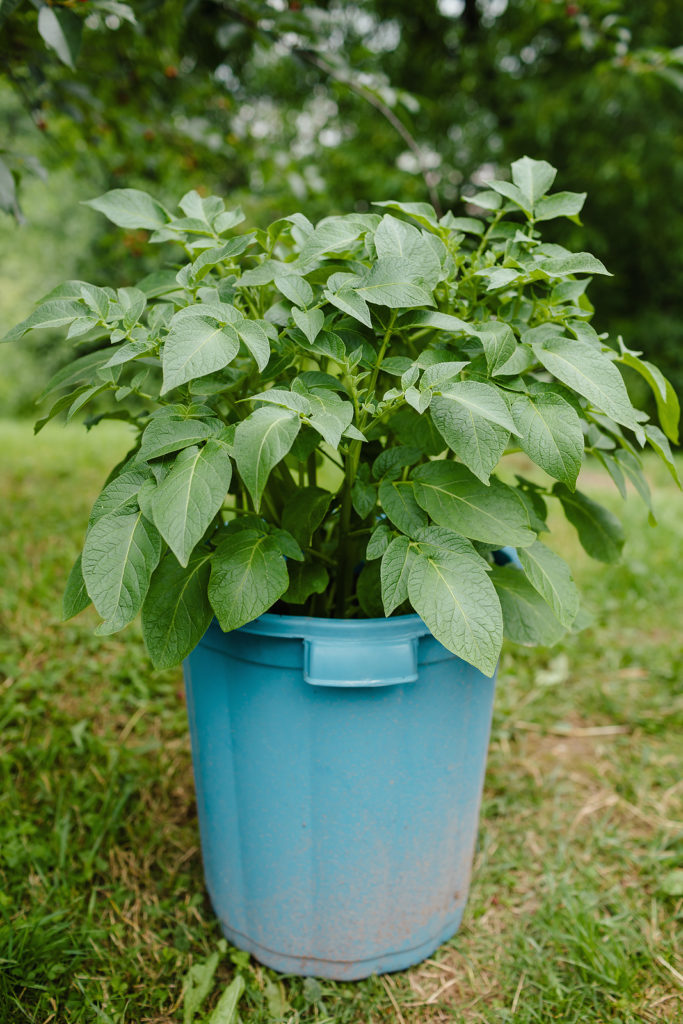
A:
<box><xmin>184</xmin><ymin>609</ymin><xmax>498</xmax><ymax>979</ymax></box>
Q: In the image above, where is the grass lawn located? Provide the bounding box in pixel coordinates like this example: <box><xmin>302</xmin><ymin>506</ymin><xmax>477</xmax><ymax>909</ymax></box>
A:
<box><xmin>1</xmin><ymin>419</ymin><xmax>681</xmax><ymax>1024</ymax></box>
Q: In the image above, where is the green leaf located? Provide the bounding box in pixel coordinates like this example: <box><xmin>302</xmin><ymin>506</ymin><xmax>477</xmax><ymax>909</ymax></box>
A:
<box><xmin>412</xmin><ymin>461</ymin><xmax>536</xmax><ymax>547</ymax></box>
<box><xmin>381</xmin><ymin>536</ymin><xmax>418</xmax><ymax>615</ymax></box>
<box><xmin>373</xmin><ymin>215</ymin><xmax>441</xmax><ymax>288</ymax></box>
<box><xmin>408</xmin><ymin>548</ymin><xmax>502</xmax><ymax>676</ymax></box>
<box><xmin>281</xmin><ymin>487</ymin><xmax>332</xmax><ymax>547</ymax></box>
<box><xmin>539</xmin><ymin>253</ymin><xmax>611</xmax><ymax>278</ymax></box>
<box><xmin>553</xmin><ymin>483</ymin><xmax>625</xmax><ymax>563</ymax></box>
<box><xmin>234</xmin><ymin>406</ymin><xmax>301</xmax><ymax>510</ymax></box>
<box><xmin>292</xmin><ymin>307</ymin><xmax>324</xmax><ymax>344</ymax></box>
<box><xmin>430</xmin><ymin>382</ymin><xmax>517</xmax><ymax>483</ymax></box>
<box><xmin>366</xmin><ymin>523</ymin><xmax>392</xmax><ymax>560</ymax></box>
<box><xmin>235</xmin><ymin>319</ymin><xmax>270</xmax><ymax>371</ymax></box>
<box><xmin>532</xmin><ymin>336</ymin><xmax>639</xmax><ymax>429</ymax></box>
<box><xmin>491</xmin><ymin>567</ymin><xmax>566</xmax><ymax>647</ymax></box>
<box><xmin>208</xmin><ymin>531</ymin><xmax>288</xmax><ymax>631</ymax></box>
<box><xmin>390</xmin><ymin>407</ymin><xmax>445</xmax><ymax>455</ymax></box>
<box><xmin>142</xmin><ymin>550</ymin><xmax>213</xmax><ymax>669</ymax></box>
<box><xmin>269</xmin><ymin>528</ymin><xmax>304</xmax><ymax>562</ymax></box>
<box><xmin>190</xmin><ymin>237</ymin><xmax>254</xmax><ymax>279</ymax></box>
<box><xmin>89</xmin><ymin>468</ymin><xmax>150</xmax><ymax>527</ymax></box>
<box><xmin>614</xmin><ymin>450</ymin><xmax>656</xmax><ymax>517</ymax></box>
<box><xmin>487</xmin><ymin>179</ymin><xmax>532</xmax><ymax>215</ymax></box>
<box><xmin>283</xmin><ymin>561</ymin><xmax>329</xmax><ymax>604</ymax></box>
<box><xmin>357</xmin><ymin>561</ymin><xmax>384</xmax><ymax>617</ymax></box>
<box><xmin>83</xmin><ymin>189</ymin><xmax>169</xmax><ymax>230</ymax></box>
<box><xmin>37</xmin><ymin>5</ymin><xmax>81</xmax><ymax>68</ymax></box>
<box><xmin>474</xmin><ymin>322</ymin><xmax>516</xmax><ymax>375</ymax></box>
<box><xmin>420</xmin><ymin>361</ymin><xmax>469</xmax><ymax>388</ymax></box>
<box><xmin>3</xmin><ymin>299</ymin><xmax>86</xmax><ymax>343</ymax></box>
<box><xmin>150</xmin><ymin>441</ymin><xmax>232</xmax><ymax>566</ymax></box>
<box><xmin>644</xmin><ymin>425</ymin><xmax>682</xmax><ymax>487</ymax></box>
<box><xmin>324</xmin><ymin>285</ymin><xmax>372</xmax><ymax>328</ymax></box>
<box><xmin>275</xmin><ymin>273</ymin><xmax>314</xmax><ymax>308</ymax></box>
<box><xmin>139</xmin><ymin>416</ymin><xmax>223</xmax><ymax>461</ymax></box>
<box><xmin>510</xmin><ymin>157</ymin><xmax>557</xmax><ymax>205</ymax></box>
<box><xmin>300</xmin><ymin>218</ymin><xmax>365</xmax><ymax>262</ymax></box>
<box><xmin>82</xmin><ymin>510</ymin><xmax>162</xmax><ymax>633</ymax></box>
<box><xmin>400</xmin><ymin>309</ymin><xmax>471</xmax><ymax>334</ymax></box>
<box><xmin>372</xmin><ymin>446</ymin><xmax>422</xmax><ymax>481</ymax></box>
<box><xmin>517</xmin><ymin>540</ymin><xmax>579</xmax><ymax>628</ymax></box>
<box><xmin>351</xmin><ymin>476</ymin><xmax>377</xmax><ymax>519</ymax></box>
<box><xmin>534</xmin><ymin>191</ymin><xmax>586</xmax><ymax>223</ymax></box>
<box><xmin>414</xmin><ymin>526</ymin><xmax>481</xmax><ymax>563</ymax></box>
<box><xmin>161</xmin><ymin>314</ymin><xmax>240</xmax><ymax>394</ymax></box>
<box><xmin>355</xmin><ymin>258</ymin><xmax>434</xmax><ymax>308</ymax></box>
<box><xmin>378</xmin><ymin>479</ymin><xmax>428</xmax><ymax>536</ymax></box>
<box><xmin>510</xmin><ymin>392</ymin><xmax>584</xmax><ymax>489</ymax></box>
<box><xmin>618</xmin><ymin>351</ymin><xmax>680</xmax><ymax>444</ymax></box>
<box><xmin>207</xmin><ymin>975</ymin><xmax>246</xmax><ymax>1024</ymax></box>
<box><xmin>63</xmin><ymin>554</ymin><xmax>91</xmax><ymax>620</ymax></box>
<box><xmin>372</xmin><ymin>200</ymin><xmax>439</xmax><ymax>231</ymax></box>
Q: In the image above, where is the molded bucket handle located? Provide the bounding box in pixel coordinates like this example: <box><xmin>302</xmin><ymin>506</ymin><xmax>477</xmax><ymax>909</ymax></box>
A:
<box><xmin>303</xmin><ymin>637</ymin><xmax>418</xmax><ymax>688</ymax></box>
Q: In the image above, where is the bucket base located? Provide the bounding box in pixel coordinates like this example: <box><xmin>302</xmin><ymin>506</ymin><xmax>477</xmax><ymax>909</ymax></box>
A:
<box><xmin>217</xmin><ymin>908</ymin><xmax>465</xmax><ymax>980</ymax></box>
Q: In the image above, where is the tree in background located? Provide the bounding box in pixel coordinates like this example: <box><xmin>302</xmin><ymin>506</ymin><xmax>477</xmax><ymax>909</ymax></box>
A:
<box><xmin>1</xmin><ymin>0</ymin><xmax>682</xmax><ymax>408</ymax></box>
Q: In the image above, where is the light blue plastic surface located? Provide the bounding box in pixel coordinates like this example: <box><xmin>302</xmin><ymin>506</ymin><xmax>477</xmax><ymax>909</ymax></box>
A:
<box><xmin>184</xmin><ymin>606</ymin><xmax>500</xmax><ymax>980</ymax></box>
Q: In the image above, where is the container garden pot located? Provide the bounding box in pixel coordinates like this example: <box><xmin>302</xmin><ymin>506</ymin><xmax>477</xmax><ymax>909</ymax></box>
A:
<box><xmin>184</xmin><ymin>611</ymin><xmax>498</xmax><ymax>980</ymax></box>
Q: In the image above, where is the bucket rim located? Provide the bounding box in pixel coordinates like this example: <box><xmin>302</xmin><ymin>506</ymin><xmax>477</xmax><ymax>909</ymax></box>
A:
<box><xmin>208</xmin><ymin>612</ymin><xmax>433</xmax><ymax>642</ymax></box>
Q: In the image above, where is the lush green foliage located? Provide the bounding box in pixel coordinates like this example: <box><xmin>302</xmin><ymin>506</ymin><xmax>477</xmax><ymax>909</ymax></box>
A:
<box><xmin>3</xmin><ymin>1</ymin><xmax>683</xmax><ymax>408</ymax></box>
<box><xmin>2</xmin><ymin>420</ymin><xmax>681</xmax><ymax>1022</ymax></box>
<box><xmin>5</xmin><ymin>158</ymin><xmax>679</xmax><ymax>673</ymax></box>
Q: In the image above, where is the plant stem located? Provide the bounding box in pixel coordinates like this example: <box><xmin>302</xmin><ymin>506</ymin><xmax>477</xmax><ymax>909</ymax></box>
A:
<box><xmin>335</xmin><ymin>313</ymin><xmax>397</xmax><ymax>617</ymax></box>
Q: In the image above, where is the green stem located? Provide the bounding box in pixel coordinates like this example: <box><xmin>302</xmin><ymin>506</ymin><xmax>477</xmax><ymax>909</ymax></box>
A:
<box><xmin>334</xmin><ymin>313</ymin><xmax>398</xmax><ymax>617</ymax></box>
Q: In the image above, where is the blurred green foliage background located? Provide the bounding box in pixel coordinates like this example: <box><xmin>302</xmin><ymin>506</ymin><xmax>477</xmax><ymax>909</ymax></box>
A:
<box><xmin>1</xmin><ymin>0</ymin><xmax>682</xmax><ymax>416</ymax></box>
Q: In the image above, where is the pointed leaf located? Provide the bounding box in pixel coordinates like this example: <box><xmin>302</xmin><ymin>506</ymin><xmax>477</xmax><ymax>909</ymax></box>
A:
<box><xmin>510</xmin><ymin>157</ymin><xmax>557</xmax><ymax>205</ymax></box>
<box><xmin>380</xmin><ymin>536</ymin><xmax>417</xmax><ymax>616</ymax></box>
<box><xmin>292</xmin><ymin>307</ymin><xmax>324</xmax><ymax>344</ymax></box>
<box><xmin>644</xmin><ymin>425</ymin><xmax>682</xmax><ymax>487</ymax></box>
<box><xmin>37</xmin><ymin>6</ymin><xmax>81</xmax><ymax>68</ymax></box>
<box><xmin>408</xmin><ymin>549</ymin><xmax>502</xmax><ymax>676</ymax></box>
<box><xmin>283</xmin><ymin>561</ymin><xmax>329</xmax><ymax>604</ymax></box>
<box><xmin>430</xmin><ymin>382</ymin><xmax>517</xmax><ymax>483</ymax></box>
<box><xmin>355</xmin><ymin>258</ymin><xmax>434</xmax><ymax>308</ymax></box>
<box><xmin>275</xmin><ymin>273</ymin><xmax>314</xmax><ymax>308</ymax></box>
<box><xmin>63</xmin><ymin>554</ymin><xmax>91</xmax><ymax>620</ymax></box>
<box><xmin>510</xmin><ymin>392</ymin><xmax>584</xmax><ymax>489</ymax></box>
<box><xmin>142</xmin><ymin>550</ymin><xmax>213</xmax><ymax>668</ymax></box>
<box><xmin>534</xmin><ymin>191</ymin><xmax>586</xmax><ymax>222</ymax></box>
<box><xmin>533</xmin><ymin>336</ymin><xmax>639</xmax><ymax>429</ymax></box>
<box><xmin>82</xmin><ymin>510</ymin><xmax>162</xmax><ymax>633</ymax></box>
<box><xmin>539</xmin><ymin>253</ymin><xmax>611</xmax><ymax>278</ymax></box>
<box><xmin>139</xmin><ymin>417</ymin><xmax>223</xmax><ymax>461</ymax></box>
<box><xmin>234</xmin><ymin>407</ymin><xmax>300</xmax><ymax>510</ymax></box>
<box><xmin>237</xmin><ymin>320</ymin><xmax>270</xmax><ymax>371</ymax></box>
<box><xmin>89</xmin><ymin>468</ymin><xmax>150</xmax><ymax>527</ymax></box>
<box><xmin>618</xmin><ymin>352</ymin><xmax>680</xmax><ymax>444</ymax></box>
<box><xmin>553</xmin><ymin>483</ymin><xmax>625</xmax><ymax>562</ymax></box>
<box><xmin>281</xmin><ymin>487</ymin><xmax>332</xmax><ymax>547</ymax></box>
<box><xmin>83</xmin><ymin>188</ymin><xmax>169</xmax><ymax>230</ymax></box>
<box><xmin>491</xmin><ymin>567</ymin><xmax>566</xmax><ymax>647</ymax></box>
<box><xmin>162</xmin><ymin>315</ymin><xmax>240</xmax><ymax>393</ymax></box>
<box><xmin>378</xmin><ymin>479</ymin><xmax>428</xmax><ymax>536</ymax></box>
<box><xmin>208</xmin><ymin>531</ymin><xmax>288</xmax><ymax>631</ymax></box>
<box><xmin>324</xmin><ymin>286</ymin><xmax>372</xmax><ymax>328</ymax></box>
<box><xmin>150</xmin><ymin>441</ymin><xmax>232</xmax><ymax>566</ymax></box>
<box><xmin>412</xmin><ymin>461</ymin><xmax>535</xmax><ymax>547</ymax></box>
<box><xmin>517</xmin><ymin>540</ymin><xmax>579</xmax><ymax>628</ymax></box>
